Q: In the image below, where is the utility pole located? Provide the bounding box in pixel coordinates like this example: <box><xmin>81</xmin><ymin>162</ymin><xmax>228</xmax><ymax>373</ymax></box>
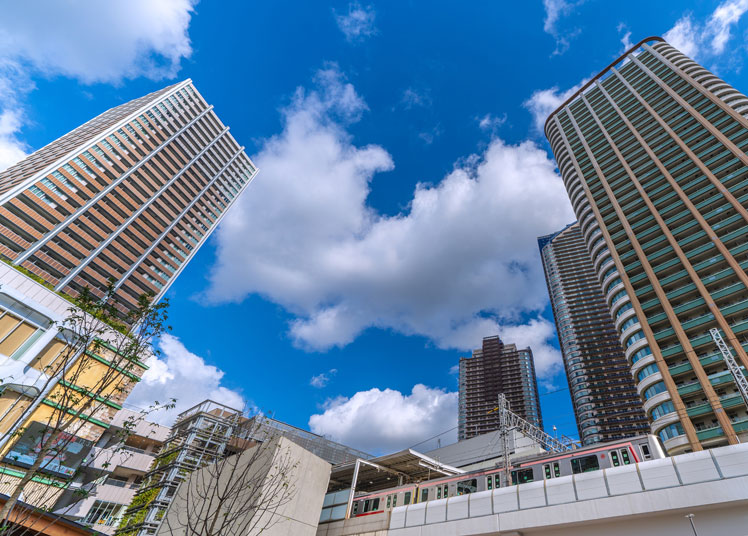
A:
<box><xmin>685</xmin><ymin>513</ymin><xmax>698</xmax><ymax>536</ymax></box>
<box><xmin>498</xmin><ymin>394</ymin><xmax>511</xmax><ymax>487</ymax></box>
<box><xmin>489</xmin><ymin>394</ymin><xmax>576</xmax><ymax>487</ymax></box>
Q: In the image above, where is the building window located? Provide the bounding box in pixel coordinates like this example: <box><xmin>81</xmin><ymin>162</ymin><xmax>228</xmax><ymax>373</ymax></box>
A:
<box><xmin>637</xmin><ymin>364</ymin><xmax>659</xmax><ymax>382</ymax></box>
<box><xmin>83</xmin><ymin>501</ymin><xmax>123</xmax><ymax>527</ymax></box>
<box><xmin>658</xmin><ymin>422</ymin><xmax>685</xmax><ymax>442</ymax></box>
<box><xmin>625</xmin><ymin>331</ymin><xmax>645</xmax><ymax>348</ymax></box>
<box><xmin>630</xmin><ymin>346</ymin><xmax>652</xmax><ymax>364</ymax></box>
<box><xmin>644</xmin><ymin>382</ymin><xmax>667</xmax><ymax>400</ymax></box>
<box><xmin>651</xmin><ymin>401</ymin><xmax>676</xmax><ymax>420</ymax></box>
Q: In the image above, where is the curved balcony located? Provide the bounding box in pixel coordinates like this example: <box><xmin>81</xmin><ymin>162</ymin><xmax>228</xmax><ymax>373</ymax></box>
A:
<box><xmin>642</xmin><ymin>389</ymin><xmax>671</xmax><ymax>416</ymax></box>
<box><xmin>593</xmin><ymin>248</ymin><xmax>612</xmax><ymax>274</ymax></box>
<box><xmin>613</xmin><ymin>294</ymin><xmax>633</xmax><ymax>321</ymax></box>
<box><xmin>636</xmin><ymin>371</ymin><xmax>663</xmax><ymax>397</ymax></box>
<box><xmin>614</xmin><ymin>306</ymin><xmax>636</xmax><ymax>332</ymax></box>
<box><xmin>619</xmin><ymin>322</ymin><xmax>643</xmax><ymax>348</ymax></box>
<box><xmin>662</xmin><ymin>434</ymin><xmax>691</xmax><ymax>454</ymax></box>
<box><xmin>605</xmin><ymin>282</ymin><xmax>626</xmax><ymax>308</ymax></box>
<box><xmin>589</xmin><ymin>237</ymin><xmax>607</xmax><ymax>261</ymax></box>
<box><xmin>630</xmin><ymin>352</ymin><xmax>657</xmax><ymax>379</ymax></box>
<box><xmin>597</xmin><ymin>259</ymin><xmax>616</xmax><ymax>283</ymax></box>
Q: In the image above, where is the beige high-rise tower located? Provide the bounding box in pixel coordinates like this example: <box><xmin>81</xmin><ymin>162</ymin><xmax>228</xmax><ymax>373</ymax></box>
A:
<box><xmin>546</xmin><ymin>36</ymin><xmax>748</xmax><ymax>454</ymax></box>
<box><xmin>0</xmin><ymin>80</ymin><xmax>257</xmax><ymax>311</ymax></box>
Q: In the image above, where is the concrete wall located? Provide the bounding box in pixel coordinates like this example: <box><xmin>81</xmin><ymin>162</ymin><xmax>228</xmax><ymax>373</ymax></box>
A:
<box><xmin>158</xmin><ymin>436</ymin><xmax>330</xmax><ymax>536</ymax></box>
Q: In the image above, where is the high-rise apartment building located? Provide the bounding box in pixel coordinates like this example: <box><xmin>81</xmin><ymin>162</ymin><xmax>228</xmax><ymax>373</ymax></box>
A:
<box><xmin>539</xmin><ymin>223</ymin><xmax>649</xmax><ymax>445</ymax></box>
<box><xmin>546</xmin><ymin>36</ymin><xmax>748</xmax><ymax>454</ymax></box>
<box><xmin>458</xmin><ymin>336</ymin><xmax>542</xmax><ymax>440</ymax></box>
<box><xmin>0</xmin><ymin>79</ymin><xmax>256</xmax><ymax>311</ymax></box>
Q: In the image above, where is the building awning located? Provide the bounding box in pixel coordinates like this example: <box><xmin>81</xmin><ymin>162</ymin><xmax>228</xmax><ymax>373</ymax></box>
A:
<box><xmin>328</xmin><ymin>449</ymin><xmax>464</xmax><ymax>493</ymax></box>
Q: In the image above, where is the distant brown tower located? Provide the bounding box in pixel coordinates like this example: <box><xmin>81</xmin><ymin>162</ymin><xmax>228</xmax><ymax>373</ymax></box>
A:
<box><xmin>458</xmin><ymin>336</ymin><xmax>542</xmax><ymax>440</ymax></box>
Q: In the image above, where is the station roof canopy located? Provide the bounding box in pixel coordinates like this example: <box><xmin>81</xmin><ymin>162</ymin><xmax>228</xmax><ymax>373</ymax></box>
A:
<box><xmin>327</xmin><ymin>449</ymin><xmax>465</xmax><ymax>493</ymax></box>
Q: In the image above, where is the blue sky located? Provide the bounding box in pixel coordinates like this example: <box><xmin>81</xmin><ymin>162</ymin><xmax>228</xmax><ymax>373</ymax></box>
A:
<box><xmin>2</xmin><ymin>0</ymin><xmax>748</xmax><ymax>454</ymax></box>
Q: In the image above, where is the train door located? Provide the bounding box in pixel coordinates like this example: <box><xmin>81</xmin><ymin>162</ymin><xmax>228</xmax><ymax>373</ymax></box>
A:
<box><xmin>608</xmin><ymin>448</ymin><xmax>632</xmax><ymax>468</ymax></box>
<box><xmin>543</xmin><ymin>461</ymin><xmax>561</xmax><ymax>479</ymax></box>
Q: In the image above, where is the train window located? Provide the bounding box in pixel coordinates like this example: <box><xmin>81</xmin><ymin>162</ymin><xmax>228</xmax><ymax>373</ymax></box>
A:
<box><xmin>443</xmin><ymin>485</ymin><xmax>448</xmax><ymax>497</ymax></box>
<box><xmin>373</xmin><ymin>498</ymin><xmax>380</xmax><ymax>510</ymax></box>
<box><xmin>421</xmin><ymin>489</ymin><xmax>428</xmax><ymax>502</ymax></box>
<box><xmin>363</xmin><ymin>499</ymin><xmax>370</xmax><ymax>513</ymax></box>
<box><xmin>571</xmin><ymin>455</ymin><xmax>600</xmax><ymax>474</ymax></box>
<box><xmin>544</xmin><ymin>464</ymin><xmax>552</xmax><ymax>479</ymax></box>
<box><xmin>487</xmin><ymin>475</ymin><xmax>493</xmax><ymax>490</ymax></box>
<box><xmin>640</xmin><ymin>444</ymin><xmax>651</xmax><ymax>460</ymax></box>
<box><xmin>353</xmin><ymin>502</ymin><xmax>358</xmax><ymax>514</ymax></box>
<box><xmin>554</xmin><ymin>462</ymin><xmax>561</xmax><ymax>478</ymax></box>
<box><xmin>386</xmin><ymin>495</ymin><xmax>391</xmax><ymax>509</ymax></box>
<box><xmin>457</xmin><ymin>479</ymin><xmax>478</xmax><ymax>495</ymax></box>
<box><xmin>404</xmin><ymin>492</ymin><xmax>411</xmax><ymax>505</ymax></box>
<box><xmin>610</xmin><ymin>450</ymin><xmax>620</xmax><ymax>467</ymax></box>
<box><xmin>621</xmin><ymin>449</ymin><xmax>631</xmax><ymax>465</ymax></box>
<box><xmin>437</xmin><ymin>486</ymin><xmax>441</xmax><ymax>499</ymax></box>
<box><xmin>511</xmin><ymin>469</ymin><xmax>534</xmax><ymax>485</ymax></box>
<box><xmin>393</xmin><ymin>495</ymin><xmax>397</xmax><ymax>507</ymax></box>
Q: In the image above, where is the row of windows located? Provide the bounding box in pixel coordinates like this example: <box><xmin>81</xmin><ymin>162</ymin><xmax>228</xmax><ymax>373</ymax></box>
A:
<box><xmin>637</xmin><ymin>363</ymin><xmax>659</xmax><ymax>382</ymax></box>
<box><xmin>644</xmin><ymin>381</ymin><xmax>667</xmax><ymax>400</ymax></box>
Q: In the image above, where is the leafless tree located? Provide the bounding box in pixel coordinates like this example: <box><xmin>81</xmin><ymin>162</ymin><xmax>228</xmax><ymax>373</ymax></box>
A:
<box><xmin>0</xmin><ymin>286</ymin><xmax>172</xmax><ymax>535</ymax></box>
<box><xmin>158</xmin><ymin>415</ymin><xmax>298</xmax><ymax>536</ymax></box>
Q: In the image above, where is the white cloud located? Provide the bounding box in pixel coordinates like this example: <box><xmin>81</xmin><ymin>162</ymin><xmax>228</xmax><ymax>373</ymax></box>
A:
<box><xmin>543</xmin><ymin>0</ymin><xmax>582</xmax><ymax>55</ymax></box>
<box><xmin>417</xmin><ymin>125</ymin><xmax>442</xmax><ymax>145</ymax></box>
<box><xmin>0</xmin><ymin>0</ymin><xmax>195</xmax><ymax>172</ymax></box>
<box><xmin>524</xmin><ymin>80</ymin><xmax>587</xmax><ymax>134</ymax></box>
<box><xmin>449</xmin><ymin>364</ymin><xmax>460</xmax><ymax>375</ymax></box>
<box><xmin>663</xmin><ymin>15</ymin><xmax>700</xmax><ymax>59</ymax></box>
<box><xmin>664</xmin><ymin>0</ymin><xmax>748</xmax><ymax>62</ymax></box>
<box><xmin>126</xmin><ymin>334</ymin><xmax>245</xmax><ymax>425</ymax></box>
<box><xmin>709</xmin><ymin>0</ymin><xmax>748</xmax><ymax>54</ymax></box>
<box><xmin>0</xmin><ymin>0</ymin><xmax>195</xmax><ymax>84</ymax></box>
<box><xmin>0</xmin><ymin>110</ymin><xmax>28</xmax><ymax>171</ymax></box>
<box><xmin>477</xmin><ymin>113</ymin><xmax>507</xmax><ymax>133</ymax></box>
<box><xmin>499</xmin><ymin>318</ymin><xmax>563</xmax><ymax>379</ymax></box>
<box><xmin>206</xmin><ymin>67</ymin><xmax>571</xmax><ymax>380</ymax></box>
<box><xmin>400</xmin><ymin>88</ymin><xmax>432</xmax><ymax>110</ymax></box>
<box><xmin>309</xmin><ymin>384</ymin><xmax>457</xmax><ymax>453</ymax></box>
<box><xmin>334</xmin><ymin>3</ymin><xmax>377</xmax><ymax>43</ymax></box>
<box><xmin>310</xmin><ymin>368</ymin><xmax>338</xmax><ymax>388</ymax></box>
<box><xmin>617</xmin><ymin>23</ymin><xmax>633</xmax><ymax>54</ymax></box>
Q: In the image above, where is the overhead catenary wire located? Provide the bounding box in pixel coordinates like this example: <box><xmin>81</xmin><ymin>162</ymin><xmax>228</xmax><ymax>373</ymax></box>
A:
<box><xmin>404</xmin><ymin>385</ymin><xmax>575</xmax><ymax>453</ymax></box>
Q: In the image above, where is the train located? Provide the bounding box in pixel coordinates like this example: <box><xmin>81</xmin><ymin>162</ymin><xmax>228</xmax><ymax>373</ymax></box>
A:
<box><xmin>349</xmin><ymin>434</ymin><xmax>665</xmax><ymax>518</ymax></box>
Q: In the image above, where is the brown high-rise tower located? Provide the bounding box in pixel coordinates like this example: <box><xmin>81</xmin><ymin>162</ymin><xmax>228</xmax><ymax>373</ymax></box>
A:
<box><xmin>458</xmin><ymin>336</ymin><xmax>542</xmax><ymax>440</ymax></box>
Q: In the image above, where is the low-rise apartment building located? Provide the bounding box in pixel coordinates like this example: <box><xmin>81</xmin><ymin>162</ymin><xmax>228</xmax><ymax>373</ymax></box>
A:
<box><xmin>54</xmin><ymin>409</ymin><xmax>169</xmax><ymax>534</ymax></box>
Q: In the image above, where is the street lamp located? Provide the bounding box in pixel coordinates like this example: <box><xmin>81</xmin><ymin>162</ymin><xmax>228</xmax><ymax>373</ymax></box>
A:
<box><xmin>685</xmin><ymin>513</ymin><xmax>698</xmax><ymax>536</ymax></box>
